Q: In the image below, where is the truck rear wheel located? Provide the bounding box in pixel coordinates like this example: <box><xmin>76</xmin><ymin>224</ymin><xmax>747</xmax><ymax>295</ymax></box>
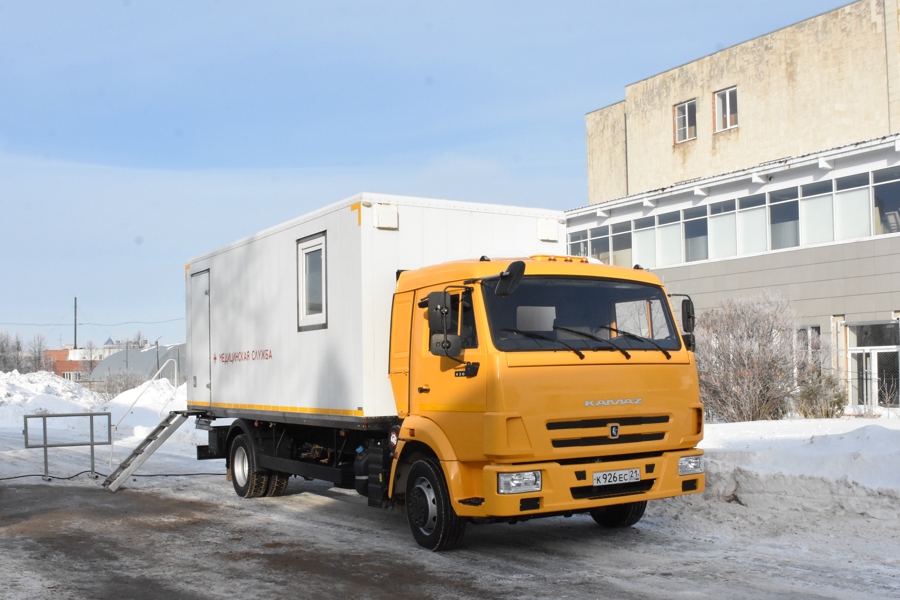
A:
<box><xmin>265</xmin><ymin>471</ymin><xmax>290</xmax><ymax>497</ymax></box>
<box><xmin>230</xmin><ymin>434</ymin><xmax>270</xmax><ymax>498</ymax></box>
<box><xmin>589</xmin><ymin>500</ymin><xmax>647</xmax><ymax>528</ymax></box>
<box><xmin>405</xmin><ymin>459</ymin><xmax>466</xmax><ymax>551</ymax></box>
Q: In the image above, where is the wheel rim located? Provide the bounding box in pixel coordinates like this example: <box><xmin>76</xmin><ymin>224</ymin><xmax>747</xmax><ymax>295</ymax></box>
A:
<box><xmin>233</xmin><ymin>445</ymin><xmax>249</xmax><ymax>488</ymax></box>
<box><xmin>409</xmin><ymin>476</ymin><xmax>437</xmax><ymax>535</ymax></box>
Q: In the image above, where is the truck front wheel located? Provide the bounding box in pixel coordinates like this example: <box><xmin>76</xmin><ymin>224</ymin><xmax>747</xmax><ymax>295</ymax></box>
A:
<box><xmin>405</xmin><ymin>459</ymin><xmax>466</xmax><ymax>551</ymax></box>
<box><xmin>230</xmin><ymin>434</ymin><xmax>270</xmax><ymax>498</ymax></box>
<box><xmin>589</xmin><ymin>500</ymin><xmax>647</xmax><ymax>528</ymax></box>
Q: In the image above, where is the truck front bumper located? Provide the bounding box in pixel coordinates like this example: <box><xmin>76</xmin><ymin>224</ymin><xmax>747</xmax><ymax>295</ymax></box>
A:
<box><xmin>449</xmin><ymin>449</ymin><xmax>704</xmax><ymax>518</ymax></box>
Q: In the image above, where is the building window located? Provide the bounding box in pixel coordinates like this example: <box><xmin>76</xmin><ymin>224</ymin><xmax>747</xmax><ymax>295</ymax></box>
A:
<box><xmin>769</xmin><ymin>188</ymin><xmax>799</xmax><ymax>250</ymax></box>
<box><xmin>683</xmin><ymin>206</ymin><xmax>708</xmax><ymax>262</ymax></box>
<box><xmin>835</xmin><ymin>188</ymin><xmax>871</xmax><ymax>241</ymax></box>
<box><xmin>589</xmin><ymin>228</ymin><xmax>611</xmax><ymax>263</ymax></box>
<box><xmin>799</xmin><ymin>181</ymin><xmax>834</xmax><ymax>246</ymax></box>
<box><xmin>873</xmin><ymin>166</ymin><xmax>900</xmax><ymax>235</ymax></box>
<box><xmin>675</xmin><ymin>100</ymin><xmax>697</xmax><ymax>143</ymax></box>
<box><xmin>568</xmin><ymin>230</ymin><xmax>588</xmax><ymax>256</ymax></box>
<box><xmin>737</xmin><ymin>194</ymin><xmax>767</xmax><ymax>255</ymax></box>
<box><xmin>568</xmin><ymin>227</ymin><xmax>610</xmax><ymax>263</ymax></box>
<box><xmin>715</xmin><ymin>87</ymin><xmax>738</xmax><ymax>132</ymax></box>
<box><xmin>610</xmin><ymin>221</ymin><xmax>632</xmax><ymax>267</ymax></box>
<box><xmin>632</xmin><ymin>217</ymin><xmax>656</xmax><ymax>268</ymax></box>
<box><xmin>708</xmin><ymin>199</ymin><xmax>736</xmax><ymax>259</ymax></box>
<box><xmin>796</xmin><ymin>326</ymin><xmax>822</xmax><ymax>357</ymax></box>
<box><xmin>657</xmin><ymin>211</ymin><xmax>682</xmax><ymax>266</ymax></box>
<box><xmin>576</xmin><ymin>162</ymin><xmax>897</xmax><ymax>270</ymax></box>
<box><xmin>297</xmin><ymin>232</ymin><xmax>327</xmax><ymax>330</ymax></box>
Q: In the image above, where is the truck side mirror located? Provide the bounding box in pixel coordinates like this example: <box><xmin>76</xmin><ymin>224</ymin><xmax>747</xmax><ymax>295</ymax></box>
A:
<box><xmin>430</xmin><ymin>334</ymin><xmax>463</xmax><ymax>358</ymax></box>
<box><xmin>682</xmin><ymin>332</ymin><xmax>695</xmax><ymax>352</ymax></box>
<box><xmin>494</xmin><ymin>261</ymin><xmax>525</xmax><ymax>297</ymax></box>
<box><xmin>681</xmin><ymin>298</ymin><xmax>695</xmax><ymax>333</ymax></box>
<box><xmin>427</xmin><ymin>291</ymin><xmax>453</xmax><ymax>333</ymax></box>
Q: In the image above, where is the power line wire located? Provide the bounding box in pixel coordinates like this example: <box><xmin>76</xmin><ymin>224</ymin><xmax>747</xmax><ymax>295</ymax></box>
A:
<box><xmin>0</xmin><ymin>318</ymin><xmax>185</xmax><ymax>327</ymax></box>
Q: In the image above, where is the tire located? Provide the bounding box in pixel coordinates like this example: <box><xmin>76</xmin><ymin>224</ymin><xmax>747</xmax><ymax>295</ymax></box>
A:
<box><xmin>229</xmin><ymin>434</ymin><xmax>270</xmax><ymax>499</ymax></box>
<box><xmin>265</xmin><ymin>471</ymin><xmax>290</xmax><ymax>497</ymax></box>
<box><xmin>405</xmin><ymin>459</ymin><xmax>466</xmax><ymax>551</ymax></box>
<box><xmin>589</xmin><ymin>500</ymin><xmax>647</xmax><ymax>528</ymax></box>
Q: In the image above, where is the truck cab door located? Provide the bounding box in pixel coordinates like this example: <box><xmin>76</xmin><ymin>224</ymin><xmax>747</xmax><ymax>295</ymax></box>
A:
<box><xmin>409</xmin><ymin>286</ymin><xmax>487</xmax><ymax>461</ymax></box>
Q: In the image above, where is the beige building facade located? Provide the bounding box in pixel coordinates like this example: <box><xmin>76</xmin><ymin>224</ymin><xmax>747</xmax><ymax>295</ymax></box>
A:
<box><xmin>587</xmin><ymin>0</ymin><xmax>900</xmax><ymax>205</ymax></box>
<box><xmin>572</xmin><ymin>0</ymin><xmax>900</xmax><ymax>411</ymax></box>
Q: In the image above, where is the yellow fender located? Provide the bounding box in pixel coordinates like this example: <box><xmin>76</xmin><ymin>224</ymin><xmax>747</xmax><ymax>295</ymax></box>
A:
<box><xmin>389</xmin><ymin>415</ymin><xmax>459</xmax><ymax>498</ymax></box>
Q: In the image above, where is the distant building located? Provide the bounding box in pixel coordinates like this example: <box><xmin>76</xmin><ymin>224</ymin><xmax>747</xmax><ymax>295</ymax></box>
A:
<box><xmin>571</xmin><ymin>0</ymin><xmax>900</xmax><ymax>410</ymax></box>
<box><xmin>90</xmin><ymin>343</ymin><xmax>185</xmax><ymax>385</ymax></box>
<box><xmin>46</xmin><ymin>345</ymin><xmax>119</xmax><ymax>381</ymax></box>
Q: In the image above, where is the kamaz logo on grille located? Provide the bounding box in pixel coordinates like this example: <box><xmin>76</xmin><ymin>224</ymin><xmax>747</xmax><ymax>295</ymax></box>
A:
<box><xmin>584</xmin><ymin>398</ymin><xmax>642</xmax><ymax>407</ymax></box>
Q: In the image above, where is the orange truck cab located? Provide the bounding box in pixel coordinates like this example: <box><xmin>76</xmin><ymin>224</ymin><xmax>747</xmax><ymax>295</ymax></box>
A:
<box><xmin>385</xmin><ymin>256</ymin><xmax>704</xmax><ymax>549</ymax></box>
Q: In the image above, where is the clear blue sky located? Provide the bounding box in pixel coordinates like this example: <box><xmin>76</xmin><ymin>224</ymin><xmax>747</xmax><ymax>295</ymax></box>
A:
<box><xmin>0</xmin><ymin>0</ymin><xmax>849</xmax><ymax>348</ymax></box>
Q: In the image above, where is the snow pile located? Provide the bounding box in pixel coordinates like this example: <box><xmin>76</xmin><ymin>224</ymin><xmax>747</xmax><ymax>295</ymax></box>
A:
<box><xmin>94</xmin><ymin>379</ymin><xmax>186</xmax><ymax>432</ymax></box>
<box><xmin>0</xmin><ymin>370</ymin><xmax>102</xmax><ymax>424</ymax></box>
<box><xmin>696</xmin><ymin>418</ymin><xmax>900</xmax><ymax>520</ymax></box>
<box><xmin>0</xmin><ymin>371</ymin><xmax>203</xmax><ymax>469</ymax></box>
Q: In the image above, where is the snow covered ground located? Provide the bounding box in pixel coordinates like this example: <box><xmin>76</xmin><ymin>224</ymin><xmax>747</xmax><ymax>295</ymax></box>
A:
<box><xmin>3</xmin><ymin>370</ymin><xmax>899</xmax><ymax>510</ymax></box>
<box><xmin>2</xmin><ymin>371</ymin><xmax>900</xmax><ymax>598</ymax></box>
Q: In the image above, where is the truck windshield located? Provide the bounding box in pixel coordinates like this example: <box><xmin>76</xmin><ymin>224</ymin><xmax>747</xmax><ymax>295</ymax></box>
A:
<box><xmin>481</xmin><ymin>276</ymin><xmax>681</xmax><ymax>354</ymax></box>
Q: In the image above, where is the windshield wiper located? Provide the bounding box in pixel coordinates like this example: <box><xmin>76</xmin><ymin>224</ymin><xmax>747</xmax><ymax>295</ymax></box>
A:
<box><xmin>499</xmin><ymin>328</ymin><xmax>585</xmax><ymax>360</ymax></box>
<box><xmin>595</xmin><ymin>325</ymin><xmax>672</xmax><ymax>360</ymax></box>
<box><xmin>552</xmin><ymin>325</ymin><xmax>631</xmax><ymax>360</ymax></box>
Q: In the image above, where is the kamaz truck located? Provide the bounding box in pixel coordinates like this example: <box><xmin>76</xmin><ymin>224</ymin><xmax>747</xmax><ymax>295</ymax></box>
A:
<box><xmin>185</xmin><ymin>193</ymin><xmax>704</xmax><ymax>550</ymax></box>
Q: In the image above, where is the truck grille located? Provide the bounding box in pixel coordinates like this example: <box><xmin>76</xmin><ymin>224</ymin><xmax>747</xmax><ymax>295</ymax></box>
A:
<box><xmin>547</xmin><ymin>415</ymin><xmax>669</xmax><ymax>449</ymax></box>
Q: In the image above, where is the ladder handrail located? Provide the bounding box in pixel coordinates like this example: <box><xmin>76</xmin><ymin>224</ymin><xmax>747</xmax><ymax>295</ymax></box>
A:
<box><xmin>109</xmin><ymin>358</ymin><xmax>179</xmax><ymax>468</ymax></box>
<box><xmin>103</xmin><ymin>412</ymin><xmax>189</xmax><ymax>492</ymax></box>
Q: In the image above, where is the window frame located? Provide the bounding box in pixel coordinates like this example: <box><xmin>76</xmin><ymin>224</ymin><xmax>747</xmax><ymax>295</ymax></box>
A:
<box><xmin>715</xmin><ymin>86</ymin><xmax>738</xmax><ymax>132</ymax></box>
<box><xmin>674</xmin><ymin>99</ymin><xmax>697</xmax><ymax>144</ymax></box>
<box><xmin>297</xmin><ymin>231</ymin><xmax>328</xmax><ymax>331</ymax></box>
<box><xmin>682</xmin><ymin>206</ymin><xmax>709</xmax><ymax>263</ymax></box>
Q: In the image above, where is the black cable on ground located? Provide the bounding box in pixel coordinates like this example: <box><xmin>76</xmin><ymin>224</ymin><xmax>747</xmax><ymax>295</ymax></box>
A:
<box><xmin>129</xmin><ymin>472</ymin><xmax>224</xmax><ymax>478</ymax></box>
<box><xmin>0</xmin><ymin>471</ymin><xmax>224</xmax><ymax>482</ymax></box>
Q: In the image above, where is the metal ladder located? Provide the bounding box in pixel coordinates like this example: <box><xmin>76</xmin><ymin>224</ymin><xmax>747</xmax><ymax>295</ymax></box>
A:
<box><xmin>102</xmin><ymin>411</ymin><xmax>189</xmax><ymax>492</ymax></box>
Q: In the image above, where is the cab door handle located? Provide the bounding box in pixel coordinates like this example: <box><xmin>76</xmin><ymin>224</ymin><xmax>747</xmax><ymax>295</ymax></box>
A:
<box><xmin>417</xmin><ymin>386</ymin><xmax>430</xmax><ymax>394</ymax></box>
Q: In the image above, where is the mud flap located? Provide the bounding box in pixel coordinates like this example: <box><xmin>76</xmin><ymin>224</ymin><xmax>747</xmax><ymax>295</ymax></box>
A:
<box><xmin>367</xmin><ymin>440</ymin><xmax>392</xmax><ymax>508</ymax></box>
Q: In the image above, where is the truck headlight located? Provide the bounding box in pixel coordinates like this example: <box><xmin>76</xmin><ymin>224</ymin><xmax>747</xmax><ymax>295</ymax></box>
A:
<box><xmin>498</xmin><ymin>471</ymin><xmax>542</xmax><ymax>494</ymax></box>
<box><xmin>678</xmin><ymin>455</ymin><xmax>703</xmax><ymax>476</ymax></box>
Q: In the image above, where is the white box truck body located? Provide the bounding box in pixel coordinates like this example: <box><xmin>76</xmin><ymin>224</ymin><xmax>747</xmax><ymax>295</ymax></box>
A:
<box><xmin>186</xmin><ymin>193</ymin><xmax>565</xmax><ymax>424</ymax></box>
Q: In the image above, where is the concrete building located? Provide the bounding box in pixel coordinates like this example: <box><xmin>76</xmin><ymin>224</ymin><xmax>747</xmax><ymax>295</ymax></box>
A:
<box><xmin>587</xmin><ymin>0</ymin><xmax>900</xmax><ymax>204</ymax></box>
<box><xmin>571</xmin><ymin>0</ymin><xmax>900</xmax><ymax>410</ymax></box>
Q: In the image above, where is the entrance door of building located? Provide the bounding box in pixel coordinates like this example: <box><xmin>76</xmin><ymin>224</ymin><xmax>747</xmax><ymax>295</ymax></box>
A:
<box><xmin>849</xmin><ymin>350</ymin><xmax>899</xmax><ymax>409</ymax></box>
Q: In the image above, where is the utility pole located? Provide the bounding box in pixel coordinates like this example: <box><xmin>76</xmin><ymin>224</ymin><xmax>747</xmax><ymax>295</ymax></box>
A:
<box><xmin>74</xmin><ymin>297</ymin><xmax>78</xmax><ymax>349</ymax></box>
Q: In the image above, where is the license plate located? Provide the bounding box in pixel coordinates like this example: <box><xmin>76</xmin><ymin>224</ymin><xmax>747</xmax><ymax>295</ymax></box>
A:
<box><xmin>593</xmin><ymin>468</ymin><xmax>641</xmax><ymax>486</ymax></box>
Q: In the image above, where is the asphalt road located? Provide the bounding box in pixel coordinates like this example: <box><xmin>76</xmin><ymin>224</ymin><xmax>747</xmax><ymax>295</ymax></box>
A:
<box><xmin>2</xmin><ymin>475</ymin><xmax>899</xmax><ymax>600</ymax></box>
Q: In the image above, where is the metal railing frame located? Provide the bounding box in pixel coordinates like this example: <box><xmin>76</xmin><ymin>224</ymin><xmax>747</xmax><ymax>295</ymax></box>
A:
<box><xmin>24</xmin><ymin>412</ymin><xmax>112</xmax><ymax>480</ymax></box>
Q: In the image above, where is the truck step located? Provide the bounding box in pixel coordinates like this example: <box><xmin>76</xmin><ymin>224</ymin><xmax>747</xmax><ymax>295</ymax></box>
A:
<box><xmin>102</xmin><ymin>411</ymin><xmax>190</xmax><ymax>492</ymax></box>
